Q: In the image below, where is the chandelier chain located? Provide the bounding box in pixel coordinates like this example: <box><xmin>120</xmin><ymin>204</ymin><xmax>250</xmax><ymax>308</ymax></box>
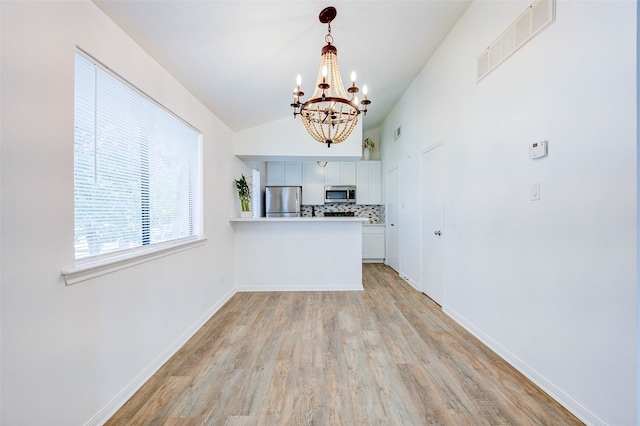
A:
<box><xmin>325</xmin><ymin>22</ymin><xmax>333</xmax><ymax>45</ymax></box>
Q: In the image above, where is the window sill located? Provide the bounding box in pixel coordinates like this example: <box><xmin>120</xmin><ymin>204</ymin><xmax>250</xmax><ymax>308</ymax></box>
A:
<box><xmin>61</xmin><ymin>237</ymin><xmax>208</xmax><ymax>286</ymax></box>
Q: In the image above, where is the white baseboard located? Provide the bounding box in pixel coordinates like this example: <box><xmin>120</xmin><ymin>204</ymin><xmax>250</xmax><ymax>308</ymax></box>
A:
<box><xmin>84</xmin><ymin>287</ymin><xmax>236</xmax><ymax>426</ymax></box>
<box><xmin>235</xmin><ymin>284</ymin><xmax>364</xmax><ymax>292</ymax></box>
<box><xmin>443</xmin><ymin>305</ymin><xmax>605</xmax><ymax>426</ymax></box>
<box><xmin>401</xmin><ymin>274</ymin><xmax>421</xmax><ymax>292</ymax></box>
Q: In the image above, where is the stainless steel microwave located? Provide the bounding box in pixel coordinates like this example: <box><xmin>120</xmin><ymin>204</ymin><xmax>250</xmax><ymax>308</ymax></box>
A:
<box><xmin>325</xmin><ymin>185</ymin><xmax>356</xmax><ymax>204</ymax></box>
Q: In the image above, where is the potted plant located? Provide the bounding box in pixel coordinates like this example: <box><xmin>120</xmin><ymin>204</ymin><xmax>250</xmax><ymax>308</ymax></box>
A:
<box><xmin>362</xmin><ymin>138</ymin><xmax>375</xmax><ymax>160</ymax></box>
<box><xmin>234</xmin><ymin>174</ymin><xmax>251</xmax><ymax>217</ymax></box>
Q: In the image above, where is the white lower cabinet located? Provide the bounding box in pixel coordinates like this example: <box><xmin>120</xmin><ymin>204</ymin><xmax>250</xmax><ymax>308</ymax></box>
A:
<box><xmin>362</xmin><ymin>225</ymin><xmax>385</xmax><ymax>262</ymax></box>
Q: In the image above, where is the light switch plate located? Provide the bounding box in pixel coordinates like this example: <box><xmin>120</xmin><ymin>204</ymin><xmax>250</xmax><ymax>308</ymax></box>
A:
<box><xmin>530</xmin><ymin>182</ymin><xmax>540</xmax><ymax>201</ymax></box>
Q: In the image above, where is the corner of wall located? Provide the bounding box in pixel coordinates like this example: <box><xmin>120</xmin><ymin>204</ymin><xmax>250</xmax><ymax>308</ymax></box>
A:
<box><xmin>636</xmin><ymin>1</ymin><xmax>640</xmax><ymax>423</ymax></box>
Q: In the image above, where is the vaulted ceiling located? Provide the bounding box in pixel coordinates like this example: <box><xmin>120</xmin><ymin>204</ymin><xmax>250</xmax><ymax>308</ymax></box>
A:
<box><xmin>93</xmin><ymin>0</ymin><xmax>472</xmax><ymax>133</ymax></box>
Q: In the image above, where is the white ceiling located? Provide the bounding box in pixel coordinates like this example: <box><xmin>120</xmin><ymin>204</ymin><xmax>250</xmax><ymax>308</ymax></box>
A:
<box><xmin>93</xmin><ymin>0</ymin><xmax>472</xmax><ymax>133</ymax></box>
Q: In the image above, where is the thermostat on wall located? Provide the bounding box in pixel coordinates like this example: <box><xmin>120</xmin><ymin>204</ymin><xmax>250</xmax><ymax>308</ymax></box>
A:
<box><xmin>529</xmin><ymin>140</ymin><xmax>548</xmax><ymax>159</ymax></box>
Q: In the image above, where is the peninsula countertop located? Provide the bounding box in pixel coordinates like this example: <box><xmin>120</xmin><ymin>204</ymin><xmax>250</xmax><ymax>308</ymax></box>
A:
<box><xmin>229</xmin><ymin>216</ymin><xmax>369</xmax><ymax>223</ymax></box>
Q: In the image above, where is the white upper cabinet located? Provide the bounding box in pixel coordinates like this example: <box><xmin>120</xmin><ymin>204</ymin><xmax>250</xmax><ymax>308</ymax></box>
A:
<box><xmin>266</xmin><ymin>162</ymin><xmax>284</xmax><ymax>186</ymax></box>
<box><xmin>266</xmin><ymin>161</ymin><xmax>302</xmax><ymax>186</ymax></box>
<box><xmin>302</xmin><ymin>162</ymin><xmax>325</xmax><ymax>205</ymax></box>
<box><xmin>284</xmin><ymin>162</ymin><xmax>302</xmax><ymax>186</ymax></box>
<box><xmin>268</xmin><ymin>161</ymin><xmax>379</xmax><ymax>205</ymax></box>
<box><xmin>368</xmin><ymin>162</ymin><xmax>381</xmax><ymax>204</ymax></box>
<box><xmin>324</xmin><ymin>163</ymin><xmax>340</xmax><ymax>185</ymax></box>
<box><xmin>325</xmin><ymin>162</ymin><xmax>356</xmax><ymax>186</ymax></box>
<box><xmin>356</xmin><ymin>161</ymin><xmax>382</xmax><ymax>205</ymax></box>
<box><xmin>342</xmin><ymin>162</ymin><xmax>357</xmax><ymax>185</ymax></box>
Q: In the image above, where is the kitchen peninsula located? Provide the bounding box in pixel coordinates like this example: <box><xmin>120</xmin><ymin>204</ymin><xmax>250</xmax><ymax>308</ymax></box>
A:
<box><xmin>230</xmin><ymin>216</ymin><xmax>368</xmax><ymax>291</ymax></box>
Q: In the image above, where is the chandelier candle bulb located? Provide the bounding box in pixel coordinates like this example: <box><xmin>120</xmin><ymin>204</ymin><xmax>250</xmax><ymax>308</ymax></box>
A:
<box><xmin>295</xmin><ymin>75</ymin><xmax>302</xmax><ymax>99</ymax></box>
<box><xmin>347</xmin><ymin>71</ymin><xmax>359</xmax><ymax>96</ymax></box>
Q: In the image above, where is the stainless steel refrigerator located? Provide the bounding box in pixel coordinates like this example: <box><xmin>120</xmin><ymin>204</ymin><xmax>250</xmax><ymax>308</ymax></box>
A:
<box><xmin>265</xmin><ymin>186</ymin><xmax>302</xmax><ymax>217</ymax></box>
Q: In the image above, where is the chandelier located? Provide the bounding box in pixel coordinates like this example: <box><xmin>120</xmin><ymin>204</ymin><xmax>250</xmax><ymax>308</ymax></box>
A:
<box><xmin>291</xmin><ymin>6</ymin><xmax>371</xmax><ymax>148</ymax></box>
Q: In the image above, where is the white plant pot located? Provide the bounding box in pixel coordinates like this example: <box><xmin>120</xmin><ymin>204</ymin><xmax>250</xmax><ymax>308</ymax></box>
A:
<box><xmin>240</xmin><ymin>211</ymin><xmax>252</xmax><ymax>218</ymax></box>
<box><xmin>363</xmin><ymin>148</ymin><xmax>371</xmax><ymax>161</ymax></box>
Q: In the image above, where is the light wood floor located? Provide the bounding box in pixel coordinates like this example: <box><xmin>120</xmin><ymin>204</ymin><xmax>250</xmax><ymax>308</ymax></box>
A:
<box><xmin>107</xmin><ymin>263</ymin><xmax>582</xmax><ymax>425</ymax></box>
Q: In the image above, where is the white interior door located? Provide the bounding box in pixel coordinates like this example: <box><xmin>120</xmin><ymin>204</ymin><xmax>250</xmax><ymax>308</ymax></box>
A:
<box><xmin>420</xmin><ymin>144</ymin><xmax>445</xmax><ymax>305</ymax></box>
<box><xmin>386</xmin><ymin>167</ymin><xmax>400</xmax><ymax>272</ymax></box>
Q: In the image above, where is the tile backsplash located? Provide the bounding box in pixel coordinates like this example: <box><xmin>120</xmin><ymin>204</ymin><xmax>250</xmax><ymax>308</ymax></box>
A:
<box><xmin>301</xmin><ymin>204</ymin><xmax>385</xmax><ymax>224</ymax></box>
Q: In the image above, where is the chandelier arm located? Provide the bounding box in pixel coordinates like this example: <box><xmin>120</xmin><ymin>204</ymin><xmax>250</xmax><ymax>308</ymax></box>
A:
<box><xmin>299</xmin><ymin>97</ymin><xmax>361</xmax><ymax>109</ymax></box>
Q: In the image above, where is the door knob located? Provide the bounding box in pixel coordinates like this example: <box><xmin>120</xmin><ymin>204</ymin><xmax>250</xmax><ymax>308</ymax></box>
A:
<box><xmin>434</xmin><ymin>230</ymin><xmax>442</xmax><ymax>236</ymax></box>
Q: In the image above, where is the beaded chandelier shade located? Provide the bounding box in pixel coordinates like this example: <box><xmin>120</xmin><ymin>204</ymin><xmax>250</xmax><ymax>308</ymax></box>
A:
<box><xmin>291</xmin><ymin>7</ymin><xmax>371</xmax><ymax>148</ymax></box>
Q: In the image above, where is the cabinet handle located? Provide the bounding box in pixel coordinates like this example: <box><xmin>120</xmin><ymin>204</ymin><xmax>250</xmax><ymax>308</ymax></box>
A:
<box><xmin>434</xmin><ymin>230</ymin><xmax>442</xmax><ymax>236</ymax></box>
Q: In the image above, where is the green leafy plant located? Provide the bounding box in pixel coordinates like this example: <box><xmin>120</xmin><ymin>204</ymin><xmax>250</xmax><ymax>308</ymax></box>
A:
<box><xmin>234</xmin><ymin>174</ymin><xmax>251</xmax><ymax>212</ymax></box>
<box><xmin>363</xmin><ymin>138</ymin><xmax>375</xmax><ymax>151</ymax></box>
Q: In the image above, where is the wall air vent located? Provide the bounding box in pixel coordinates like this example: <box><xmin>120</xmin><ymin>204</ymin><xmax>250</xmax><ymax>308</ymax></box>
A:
<box><xmin>394</xmin><ymin>126</ymin><xmax>402</xmax><ymax>141</ymax></box>
<box><xmin>477</xmin><ymin>0</ymin><xmax>555</xmax><ymax>82</ymax></box>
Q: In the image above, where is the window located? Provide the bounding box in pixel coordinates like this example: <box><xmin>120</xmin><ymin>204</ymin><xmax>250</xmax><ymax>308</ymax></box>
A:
<box><xmin>251</xmin><ymin>167</ymin><xmax>261</xmax><ymax>218</ymax></box>
<box><xmin>74</xmin><ymin>49</ymin><xmax>202</xmax><ymax>262</ymax></box>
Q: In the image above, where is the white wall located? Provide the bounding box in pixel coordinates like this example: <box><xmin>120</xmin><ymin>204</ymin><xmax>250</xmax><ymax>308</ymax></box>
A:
<box><xmin>235</xmin><ymin>115</ymin><xmax>363</xmax><ymax>162</ymax></box>
<box><xmin>381</xmin><ymin>84</ymin><xmax>423</xmax><ymax>286</ymax></box>
<box><xmin>637</xmin><ymin>3</ymin><xmax>640</xmax><ymax>422</ymax></box>
<box><xmin>380</xmin><ymin>0</ymin><xmax>637</xmax><ymax>424</ymax></box>
<box><xmin>0</xmin><ymin>1</ymin><xmax>244</xmax><ymax>424</ymax></box>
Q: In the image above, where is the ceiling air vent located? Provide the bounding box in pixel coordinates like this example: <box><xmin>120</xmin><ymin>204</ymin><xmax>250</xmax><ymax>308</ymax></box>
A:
<box><xmin>477</xmin><ymin>0</ymin><xmax>555</xmax><ymax>82</ymax></box>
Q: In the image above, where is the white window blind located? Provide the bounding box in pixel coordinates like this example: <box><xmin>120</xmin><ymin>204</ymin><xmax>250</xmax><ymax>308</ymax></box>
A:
<box><xmin>251</xmin><ymin>167</ymin><xmax>261</xmax><ymax>217</ymax></box>
<box><xmin>74</xmin><ymin>50</ymin><xmax>202</xmax><ymax>261</ymax></box>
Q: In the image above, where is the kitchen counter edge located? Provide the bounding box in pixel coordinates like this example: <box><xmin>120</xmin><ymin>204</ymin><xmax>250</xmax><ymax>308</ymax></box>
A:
<box><xmin>229</xmin><ymin>217</ymin><xmax>369</xmax><ymax>223</ymax></box>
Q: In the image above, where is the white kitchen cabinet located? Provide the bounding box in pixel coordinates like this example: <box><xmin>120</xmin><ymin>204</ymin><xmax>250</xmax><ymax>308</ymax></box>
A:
<box><xmin>372</xmin><ymin>233</ymin><xmax>385</xmax><ymax>258</ymax></box>
<box><xmin>284</xmin><ymin>162</ymin><xmax>302</xmax><ymax>186</ymax></box>
<box><xmin>266</xmin><ymin>162</ymin><xmax>284</xmax><ymax>186</ymax></box>
<box><xmin>324</xmin><ymin>163</ymin><xmax>340</xmax><ymax>185</ymax></box>
<box><xmin>325</xmin><ymin>162</ymin><xmax>356</xmax><ymax>186</ymax></box>
<box><xmin>362</xmin><ymin>225</ymin><xmax>385</xmax><ymax>262</ymax></box>
<box><xmin>341</xmin><ymin>162</ymin><xmax>356</xmax><ymax>185</ymax></box>
<box><xmin>302</xmin><ymin>162</ymin><xmax>325</xmax><ymax>205</ymax></box>
<box><xmin>267</xmin><ymin>161</ymin><xmax>302</xmax><ymax>186</ymax></box>
<box><xmin>356</xmin><ymin>161</ymin><xmax>382</xmax><ymax>205</ymax></box>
